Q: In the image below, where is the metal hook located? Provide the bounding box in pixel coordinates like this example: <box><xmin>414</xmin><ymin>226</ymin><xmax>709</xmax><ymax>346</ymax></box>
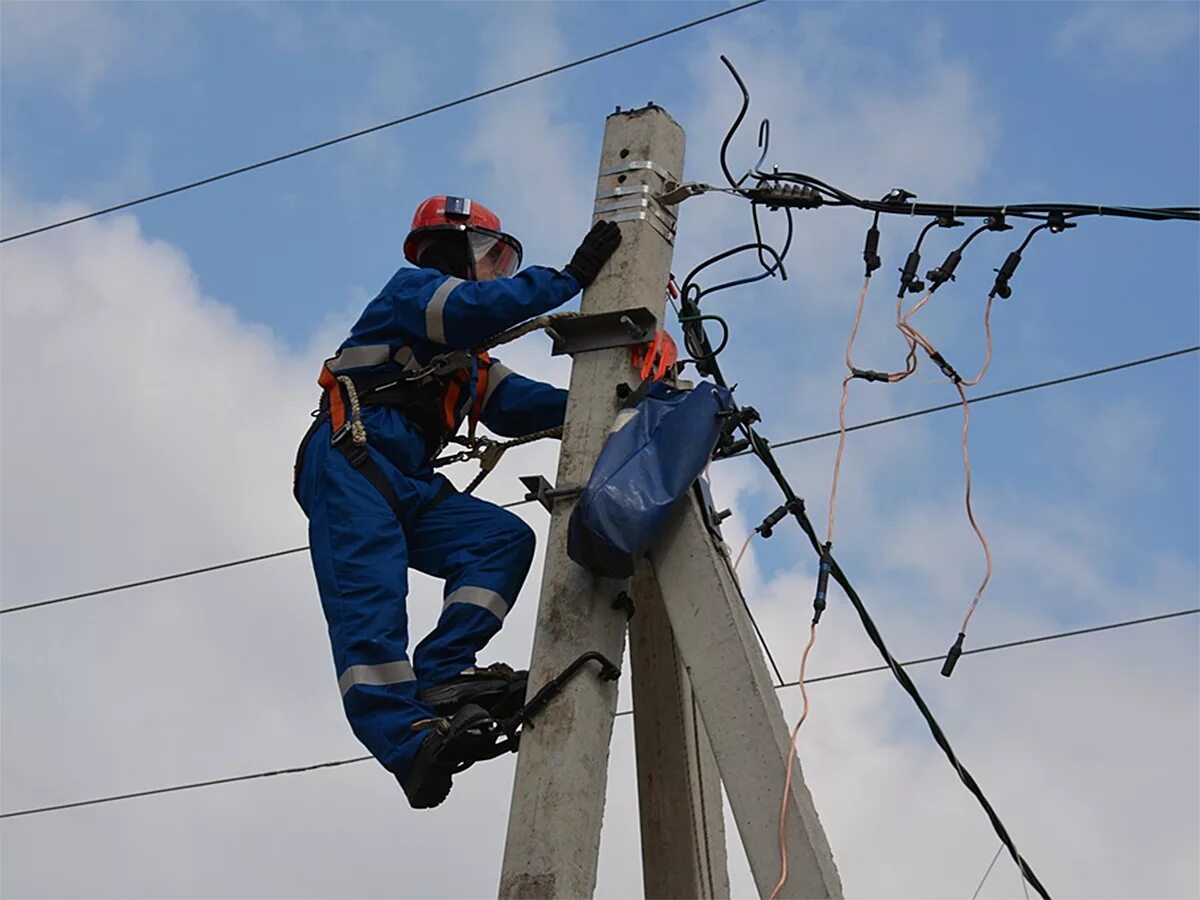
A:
<box><xmin>754</xmin><ymin>118</ymin><xmax>771</xmax><ymax>174</ymax></box>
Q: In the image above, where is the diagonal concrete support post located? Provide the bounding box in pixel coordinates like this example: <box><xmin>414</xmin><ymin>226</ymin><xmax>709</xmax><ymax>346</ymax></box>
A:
<box><xmin>630</xmin><ymin>562</ymin><xmax>730</xmax><ymax>899</ymax></box>
<box><xmin>647</xmin><ymin>494</ymin><xmax>843</xmax><ymax>899</ymax></box>
<box><xmin>499</xmin><ymin>105</ymin><xmax>685</xmax><ymax>900</ymax></box>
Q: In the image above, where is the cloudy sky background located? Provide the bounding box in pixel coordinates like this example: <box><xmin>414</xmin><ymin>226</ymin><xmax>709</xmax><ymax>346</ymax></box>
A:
<box><xmin>2</xmin><ymin>2</ymin><xmax>1197</xmax><ymax>898</ymax></box>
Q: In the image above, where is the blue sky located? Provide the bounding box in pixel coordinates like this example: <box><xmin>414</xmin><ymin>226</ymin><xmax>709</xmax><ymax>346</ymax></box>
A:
<box><xmin>2</xmin><ymin>2</ymin><xmax>1197</xmax><ymax>899</ymax></box>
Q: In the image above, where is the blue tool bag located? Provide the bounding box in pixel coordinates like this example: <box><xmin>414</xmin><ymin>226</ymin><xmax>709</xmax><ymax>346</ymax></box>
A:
<box><xmin>568</xmin><ymin>379</ymin><xmax>734</xmax><ymax>578</ymax></box>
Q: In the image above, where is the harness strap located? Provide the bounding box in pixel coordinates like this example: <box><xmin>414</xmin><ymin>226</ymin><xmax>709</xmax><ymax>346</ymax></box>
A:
<box><xmin>293</xmin><ymin>411</ymin><xmax>458</xmax><ymax>520</ymax></box>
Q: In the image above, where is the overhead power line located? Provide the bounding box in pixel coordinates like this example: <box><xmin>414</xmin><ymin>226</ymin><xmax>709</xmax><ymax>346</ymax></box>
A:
<box><xmin>747</xmin><ymin>345</ymin><xmax>1199</xmax><ymax>455</ymax></box>
<box><xmin>3</xmin><ymin>343</ymin><xmax>1194</xmax><ymax>617</ymax></box>
<box><xmin>0</xmin><ymin>0</ymin><xmax>765</xmax><ymax>244</ymax></box>
<box><xmin>3</xmin><ymin>606</ymin><xmax>1193</xmax><ymax>820</ymax></box>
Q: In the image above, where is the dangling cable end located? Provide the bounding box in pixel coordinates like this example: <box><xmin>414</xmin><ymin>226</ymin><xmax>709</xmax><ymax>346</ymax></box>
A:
<box><xmin>941</xmin><ymin>632</ymin><xmax>966</xmax><ymax>677</ymax></box>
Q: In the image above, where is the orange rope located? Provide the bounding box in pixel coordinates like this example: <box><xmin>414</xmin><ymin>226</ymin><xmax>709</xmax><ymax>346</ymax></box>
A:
<box><xmin>769</xmin><ymin>623</ymin><xmax>818</xmax><ymax>900</ymax></box>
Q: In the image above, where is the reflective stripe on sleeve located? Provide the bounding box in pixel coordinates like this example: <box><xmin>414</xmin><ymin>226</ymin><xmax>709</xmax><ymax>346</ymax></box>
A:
<box><xmin>443</xmin><ymin>586</ymin><xmax>509</xmax><ymax>621</ymax></box>
<box><xmin>425</xmin><ymin>277</ymin><xmax>464</xmax><ymax>345</ymax></box>
<box><xmin>327</xmin><ymin>344</ymin><xmax>392</xmax><ymax>372</ymax></box>
<box><xmin>481</xmin><ymin>362</ymin><xmax>514</xmax><ymax>410</ymax></box>
<box><xmin>337</xmin><ymin>660</ymin><xmax>416</xmax><ymax>696</ymax></box>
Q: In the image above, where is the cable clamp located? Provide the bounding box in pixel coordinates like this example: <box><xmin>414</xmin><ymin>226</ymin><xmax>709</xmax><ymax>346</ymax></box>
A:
<box><xmin>926</xmin><ymin>350</ymin><xmax>962</xmax><ymax>384</ymax></box>
<box><xmin>851</xmin><ymin>367</ymin><xmax>890</xmax><ymax>383</ymax></box>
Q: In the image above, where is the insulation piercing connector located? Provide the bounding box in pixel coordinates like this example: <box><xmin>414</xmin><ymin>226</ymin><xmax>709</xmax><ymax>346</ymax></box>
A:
<box><xmin>881</xmin><ymin>188</ymin><xmax>917</xmax><ymax>206</ymax></box>
<box><xmin>851</xmin><ymin>367</ymin><xmax>890</xmax><ymax>383</ymax></box>
<box><xmin>926</xmin><ymin>249</ymin><xmax>962</xmax><ymax>291</ymax></box>
<box><xmin>813</xmin><ymin>542</ymin><xmax>832</xmax><ymax>624</ymax></box>
<box><xmin>941</xmin><ymin>632</ymin><xmax>966</xmax><ymax>677</ymax></box>
<box><xmin>926</xmin><ymin>350</ymin><xmax>961</xmax><ymax>383</ymax></box>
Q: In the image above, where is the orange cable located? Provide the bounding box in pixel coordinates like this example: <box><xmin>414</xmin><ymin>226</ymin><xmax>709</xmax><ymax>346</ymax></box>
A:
<box><xmin>734</xmin><ymin>531</ymin><xmax>755</xmax><ymax>571</ymax></box>
<box><xmin>955</xmin><ymin>294</ymin><xmax>997</xmax><ymax>633</ymax></box>
<box><xmin>769</xmin><ymin>622</ymin><xmax>819</xmax><ymax>900</ymax></box>
<box><xmin>827</xmin><ymin>277</ymin><xmax>871</xmax><ymax>544</ymax></box>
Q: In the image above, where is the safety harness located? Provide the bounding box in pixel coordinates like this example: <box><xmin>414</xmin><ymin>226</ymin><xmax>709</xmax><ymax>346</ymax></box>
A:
<box><xmin>293</xmin><ymin>344</ymin><xmax>494</xmax><ymax>518</ymax></box>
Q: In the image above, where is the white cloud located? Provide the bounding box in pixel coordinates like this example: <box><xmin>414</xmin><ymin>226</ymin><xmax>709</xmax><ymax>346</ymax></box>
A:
<box><xmin>1055</xmin><ymin>2</ymin><xmax>1200</xmax><ymax>76</ymax></box>
<box><xmin>459</xmin><ymin>4</ymin><xmax>593</xmax><ymax>265</ymax></box>
<box><xmin>0</xmin><ymin>2</ymin><xmax>189</xmax><ymax>107</ymax></box>
<box><xmin>0</xmin><ymin>1</ymin><xmax>128</xmax><ymax>103</ymax></box>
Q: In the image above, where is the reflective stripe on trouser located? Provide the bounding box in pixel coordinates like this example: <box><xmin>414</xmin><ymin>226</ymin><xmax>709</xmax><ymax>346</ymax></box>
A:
<box><xmin>295</xmin><ymin>418</ymin><xmax>535</xmax><ymax>780</ymax></box>
<box><xmin>410</xmin><ymin>490</ymin><xmax>535</xmax><ymax>689</ymax></box>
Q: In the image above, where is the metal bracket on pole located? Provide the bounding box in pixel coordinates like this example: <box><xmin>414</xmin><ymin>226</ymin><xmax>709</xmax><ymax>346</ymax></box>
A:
<box><xmin>659</xmin><ymin>180</ymin><xmax>712</xmax><ymax>206</ymax></box>
<box><xmin>518</xmin><ymin>474</ymin><xmax>584</xmax><ymax>513</ymax></box>
<box><xmin>693</xmin><ymin>477</ymin><xmax>732</xmax><ymax>545</ymax></box>
<box><xmin>546</xmin><ymin>307</ymin><xmax>657</xmax><ymax>356</ymax></box>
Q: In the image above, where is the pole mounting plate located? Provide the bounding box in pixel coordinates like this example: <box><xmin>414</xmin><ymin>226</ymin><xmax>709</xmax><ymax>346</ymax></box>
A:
<box><xmin>547</xmin><ymin>307</ymin><xmax>657</xmax><ymax>356</ymax></box>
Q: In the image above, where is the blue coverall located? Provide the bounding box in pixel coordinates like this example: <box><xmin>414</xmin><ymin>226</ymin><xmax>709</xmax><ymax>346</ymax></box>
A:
<box><xmin>295</xmin><ymin>265</ymin><xmax>579</xmax><ymax>780</ymax></box>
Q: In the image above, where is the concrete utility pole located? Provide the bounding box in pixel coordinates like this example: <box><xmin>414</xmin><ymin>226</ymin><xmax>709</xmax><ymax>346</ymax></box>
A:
<box><xmin>500</xmin><ymin>103</ymin><xmax>841</xmax><ymax>899</ymax></box>
<box><xmin>500</xmin><ymin>104</ymin><xmax>687</xmax><ymax>900</ymax></box>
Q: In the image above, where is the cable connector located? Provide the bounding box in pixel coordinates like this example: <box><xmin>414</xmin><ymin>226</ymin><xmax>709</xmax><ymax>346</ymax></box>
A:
<box><xmin>757</xmin><ymin>504</ymin><xmax>789</xmax><ymax>539</ymax></box>
<box><xmin>1047</xmin><ymin>211</ymin><xmax>1077</xmax><ymax>234</ymax></box>
<box><xmin>898</xmin><ymin>249</ymin><xmax>924</xmax><ymax>297</ymax></box>
<box><xmin>881</xmin><ymin>187</ymin><xmax>917</xmax><ymax>206</ymax></box>
<box><xmin>990</xmin><ymin>251</ymin><xmax>1021</xmax><ymax>299</ymax></box>
<box><xmin>851</xmin><ymin>367</ymin><xmax>890</xmax><ymax>383</ymax></box>
<box><xmin>756</xmin><ymin>498</ymin><xmax>804</xmax><ymax>539</ymax></box>
<box><xmin>813</xmin><ymin>542</ymin><xmax>832</xmax><ymax>624</ymax></box>
<box><xmin>926</xmin><ymin>249</ymin><xmax>962</xmax><ymax>291</ymax></box>
<box><xmin>926</xmin><ymin>349</ymin><xmax>961</xmax><ymax>383</ymax></box>
<box><xmin>863</xmin><ymin>215</ymin><xmax>882</xmax><ymax>276</ymax></box>
<box><xmin>750</xmin><ymin>183</ymin><xmax>824</xmax><ymax>210</ymax></box>
<box><xmin>941</xmin><ymin>632</ymin><xmax>966</xmax><ymax>677</ymax></box>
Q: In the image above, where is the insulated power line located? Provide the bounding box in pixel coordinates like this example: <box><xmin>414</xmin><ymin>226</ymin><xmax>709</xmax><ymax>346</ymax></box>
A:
<box><xmin>4</xmin><ymin>344</ymin><xmax>1194</xmax><ymax>617</ymax></box>
<box><xmin>0</xmin><ymin>497</ymin><xmax>535</xmax><ymax>615</ymax></box>
<box><xmin>741</xmin><ymin>345</ymin><xmax>1199</xmax><ymax>455</ymax></box>
<box><xmin>0</xmin><ymin>0</ymin><xmax>765</xmax><ymax>244</ymax></box>
<box><xmin>3</xmin><ymin>606</ymin><xmax>1193</xmax><ymax>820</ymax></box>
<box><xmin>1</xmin><ymin>547</ymin><xmax>310</xmax><ymax>614</ymax></box>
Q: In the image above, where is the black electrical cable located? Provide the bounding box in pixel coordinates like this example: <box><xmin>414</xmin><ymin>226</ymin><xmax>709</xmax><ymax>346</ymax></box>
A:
<box><xmin>1</xmin><ymin>496</ymin><xmax>538</xmax><ymax>615</ymax></box>
<box><xmin>750</xmin><ymin>432</ymin><xmax>1054</xmax><ymax>898</ymax></box>
<box><xmin>4</xmin><ymin>606</ymin><xmax>1192</xmax><ymax>821</ymax></box>
<box><xmin>715</xmin><ymin>59</ymin><xmax>1199</xmax><ymax>224</ymax></box>
<box><xmin>0</xmin><ymin>0</ymin><xmax>766</xmax><ymax>244</ymax></box>
<box><xmin>680</xmin><ymin>270</ymin><xmax>1052</xmax><ymax>893</ymax></box>
<box><xmin>4</xmin><ymin>346</ymin><xmax>1194</xmax><ymax>618</ymax></box>
<box><xmin>757</xmin><ymin>180</ymin><xmax>1200</xmax><ymax>223</ymax></box>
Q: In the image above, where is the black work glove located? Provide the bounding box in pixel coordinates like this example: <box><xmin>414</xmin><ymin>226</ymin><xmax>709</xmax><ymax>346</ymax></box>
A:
<box><xmin>564</xmin><ymin>220</ymin><xmax>622</xmax><ymax>289</ymax></box>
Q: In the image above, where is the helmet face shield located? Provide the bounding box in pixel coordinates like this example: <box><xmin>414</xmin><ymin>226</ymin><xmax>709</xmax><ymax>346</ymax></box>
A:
<box><xmin>468</xmin><ymin>229</ymin><xmax>522</xmax><ymax>280</ymax></box>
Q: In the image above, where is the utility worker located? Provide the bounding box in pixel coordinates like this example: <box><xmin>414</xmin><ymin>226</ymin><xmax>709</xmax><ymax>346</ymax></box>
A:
<box><xmin>294</xmin><ymin>195</ymin><xmax>621</xmax><ymax>809</ymax></box>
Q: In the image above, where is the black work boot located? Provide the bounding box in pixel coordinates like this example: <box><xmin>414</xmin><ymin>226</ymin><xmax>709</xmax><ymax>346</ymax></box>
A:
<box><xmin>400</xmin><ymin>703</ymin><xmax>499</xmax><ymax>809</ymax></box>
<box><xmin>418</xmin><ymin>663</ymin><xmax>528</xmax><ymax>720</ymax></box>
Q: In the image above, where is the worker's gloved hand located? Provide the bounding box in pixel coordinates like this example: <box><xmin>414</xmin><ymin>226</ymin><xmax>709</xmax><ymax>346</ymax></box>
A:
<box><xmin>564</xmin><ymin>220</ymin><xmax>622</xmax><ymax>289</ymax></box>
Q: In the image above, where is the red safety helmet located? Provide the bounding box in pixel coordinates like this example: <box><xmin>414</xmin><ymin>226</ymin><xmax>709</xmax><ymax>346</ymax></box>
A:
<box><xmin>403</xmin><ymin>195</ymin><xmax>523</xmax><ymax>281</ymax></box>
